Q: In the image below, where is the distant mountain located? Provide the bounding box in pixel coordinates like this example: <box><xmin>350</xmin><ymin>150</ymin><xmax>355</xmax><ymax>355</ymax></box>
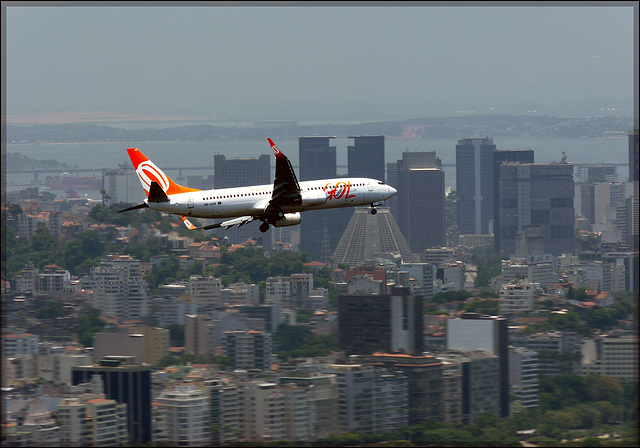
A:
<box><xmin>5</xmin><ymin>115</ymin><xmax>634</xmax><ymax>143</ymax></box>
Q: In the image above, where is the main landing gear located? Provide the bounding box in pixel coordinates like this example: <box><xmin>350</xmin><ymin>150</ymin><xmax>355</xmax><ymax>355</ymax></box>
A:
<box><xmin>259</xmin><ymin>222</ymin><xmax>270</xmax><ymax>233</ymax></box>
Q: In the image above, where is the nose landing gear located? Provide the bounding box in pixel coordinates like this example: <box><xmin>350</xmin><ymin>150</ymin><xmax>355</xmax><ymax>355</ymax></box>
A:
<box><xmin>259</xmin><ymin>222</ymin><xmax>270</xmax><ymax>233</ymax></box>
<box><xmin>370</xmin><ymin>208</ymin><xmax>377</xmax><ymax>215</ymax></box>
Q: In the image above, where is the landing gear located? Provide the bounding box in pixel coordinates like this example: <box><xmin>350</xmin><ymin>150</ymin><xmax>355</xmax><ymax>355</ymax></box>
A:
<box><xmin>371</xmin><ymin>207</ymin><xmax>377</xmax><ymax>215</ymax></box>
<box><xmin>259</xmin><ymin>222</ymin><xmax>270</xmax><ymax>233</ymax></box>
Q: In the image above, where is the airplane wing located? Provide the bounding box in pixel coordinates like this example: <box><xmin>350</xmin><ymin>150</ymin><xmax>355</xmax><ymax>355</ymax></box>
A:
<box><xmin>267</xmin><ymin>138</ymin><xmax>301</xmax><ymax>212</ymax></box>
<box><xmin>180</xmin><ymin>215</ymin><xmax>254</xmax><ymax>230</ymax></box>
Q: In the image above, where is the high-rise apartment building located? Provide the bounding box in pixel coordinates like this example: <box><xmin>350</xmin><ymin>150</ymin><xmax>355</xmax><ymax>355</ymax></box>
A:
<box><xmin>581</xmin><ymin>334</ymin><xmax>638</xmax><ymax>380</ymax></box>
<box><xmin>72</xmin><ymin>356</ymin><xmax>152</xmax><ymax>443</ymax></box>
<box><xmin>237</xmin><ymin>381</ymin><xmax>286</xmax><ymax>442</ymax></box>
<box><xmin>394</xmin><ymin>151</ymin><xmax>445</xmax><ymax>252</ymax></box>
<box><xmin>508</xmin><ymin>346</ymin><xmax>539</xmax><ymax>410</ymax></box>
<box><xmin>90</xmin><ymin>254</ymin><xmax>149</xmax><ymax>321</ymax></box>
<box><xmin>338</xmin><ymin>287</ymin><xmax>424</xmax><ymax>356</ymax></box>
<box><xmin>204</xmin><ymin>379</ymin><xmax>240</xmax><ymax>446</ymax></box>
<box><xmin>358</xmin><ymin>352</ymin><xmax>443</xmax><ymax>425</ymax></box>
<box><xmin>347</xmin><ymin>135</ymin><xmax>385</xmax><ymax>181</ymax></box>
<box><xmin>446</xmin><ymin>313</ymin><xmax>510</xmax><ymax>418</ymax></box>
<box><xmin>277</xmin><ymin>374</ymin><xmax>339</xmax><ymax>439</ymax></box>
<box><xmin>58</xmin><ymin>396</ymin><xmax>128</xmax><ymax>446</ymax></box>
<box><xmin>498</xmin><ymin>162</ymin><xmax>575</xmax><ymax>257</ymax></box>
<box><xmin>222</xmin><ymin>330</ymin><xmax>273</xmax><ymax>371</ymax></box>
<box><xmin>156</xmin><ymin>384</ymin><xmax>211</xmax><ymax>446</ymax></box>
<box><xmin>185</xmin><ymin>314</ymin><xmax>212</xmax><ymax>355</ymax></box>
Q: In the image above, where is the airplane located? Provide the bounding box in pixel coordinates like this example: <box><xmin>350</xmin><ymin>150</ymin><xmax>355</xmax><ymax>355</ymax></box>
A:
<box><xmin>119</xmin><ymin>138</ymin><xmax>397</xmax><ymax>233</ymax></box>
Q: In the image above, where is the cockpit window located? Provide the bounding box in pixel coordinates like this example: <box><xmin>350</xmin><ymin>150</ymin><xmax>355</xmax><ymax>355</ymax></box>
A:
<box><xmin>378</xmin><ymin>181</ymin><xmax>385</xmax><ymax>185</ymax></box>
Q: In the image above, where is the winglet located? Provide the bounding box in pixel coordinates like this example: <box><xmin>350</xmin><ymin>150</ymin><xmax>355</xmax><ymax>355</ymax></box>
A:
<box><xmin>268</xmin><ymin>138</ymin><xmax>286</xmax><ymax>160</ymax></box>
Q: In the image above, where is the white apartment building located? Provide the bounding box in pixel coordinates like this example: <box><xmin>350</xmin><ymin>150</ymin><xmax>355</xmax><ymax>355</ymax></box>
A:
<box><xmin>90</xmin><ymin>254</ymin><xmax>149</xmax><ymax>320</ymax></box>
<box><xmin>156</xmin><ymin>384</ymin><xmax>210</xmax><ymax>446</ymax></box>
<box><xmin>58</xmin><ymin>396</ymin><xmax>128</xmax><ymax>446</ymax></box>
<box><xmin>3</xmin><ymin>332</ymin><xmax>39</xmax><ymax>356</ymax></box>
<box><xmin>204</xmin><ymin>379</ymin><xmax>240</xmax><ymax>446</ymax></box>
<box><xmin>509</xmin><ymin>346</ymin><xmax>539</xmax><ymax>410</ymax></box>
<box><xmin>502</xmin><ymin>257</ymin><xmax>555</xmax><ymax>288</ymax></box>
<box><xmin>280</xmin><ymin>384</ymin><xmax>313</xmax><ymax>442</ymax></box>
<box><xmin>499</xmin><ymin>279</ymin><xmax>537</xmax><ymax>315</ymax></box>
<box><xmin>222</xmin><ymin>330</ymin><xmax>273</xmax><ymax>371</ymax></box>
<box><xmin>237</xmin><ymin>381</ymin><xmax>286</xmax><ymax>442</ymax></box>
<box><xmin>581</xmin><ymin>334</ymin><xmax>638</xmax><ymax>380</ymax></box>
<box><xmin>188</xmin><ymin>275</ymin><xmax>222</xmax><ymax>309</ymax></box>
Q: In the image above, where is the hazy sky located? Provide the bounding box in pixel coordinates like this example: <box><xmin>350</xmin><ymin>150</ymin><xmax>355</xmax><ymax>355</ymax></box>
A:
<box><xmin>4</xmin><ymin>2</ymin><xmax>636</xmax><ymax>121</ymax></box>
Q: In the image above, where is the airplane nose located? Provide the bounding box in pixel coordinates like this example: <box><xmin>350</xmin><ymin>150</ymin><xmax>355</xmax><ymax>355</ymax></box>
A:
<box><xmin>388</xmin><ymin>186</ymin><xmax>397</xmax><ymax>197</ymax></box>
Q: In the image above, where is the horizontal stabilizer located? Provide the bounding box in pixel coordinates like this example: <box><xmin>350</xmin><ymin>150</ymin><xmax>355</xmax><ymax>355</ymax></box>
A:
<box><xmin>148</xmin><ymin>181</ymin><xmax>169</xmax><ymax>203</ymax></box>
<box><xmin>118</xmin><ymin>203</ymin><xmax>148</xmax><ymax>213</ymax></box>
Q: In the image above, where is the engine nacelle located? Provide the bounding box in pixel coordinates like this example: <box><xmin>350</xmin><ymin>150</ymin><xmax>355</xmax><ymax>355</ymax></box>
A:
<box><xmin>300</xmin><ymin>189</ymin><xmax>327</xmax><ymax>206</ymax></box>
<box><xmin>274</xmin><ymin>212</ymin><xmax>301</xmax><ymax>227</ymax></box>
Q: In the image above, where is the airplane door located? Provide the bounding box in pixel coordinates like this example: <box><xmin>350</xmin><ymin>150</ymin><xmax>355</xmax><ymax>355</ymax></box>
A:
<box><xmin>188</xmin><ymin>198</ymin><xmax>194</xmax><ymax>209</ymax></box>
<box><xmin>367</xmin><ymin>181</ymin><xmax>373</xmax><ymax>191</ymax></box>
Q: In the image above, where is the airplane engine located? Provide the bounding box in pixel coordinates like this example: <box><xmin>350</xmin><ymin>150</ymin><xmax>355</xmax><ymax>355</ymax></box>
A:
<box><xmin>300</xmin><ymin>189</ymin><xmax>327</xmax><ymax>206</ymax></box>
<box><xmin>274</xmin><ymin>212</ymin><xmax>301</xmax><ymax>227</ymax></box>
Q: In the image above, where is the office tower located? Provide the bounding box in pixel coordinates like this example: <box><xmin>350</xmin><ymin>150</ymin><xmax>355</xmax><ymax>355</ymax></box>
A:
<box><xmin>72</xmin><ymin>356</ymin><xmax>152</xmax><ymax>443</ymax></box>
<box><xmin>204</xmin><ymin>379</ymin><xmax>240</xmax><ymax>446</ymax></box>
<box><xmin>277</xmin><ymin>374</ymin><xmax>339</xmax><ymax>439</ymax></box>
<box><xmin>338</xmin><ymin>286</ymin><xmax>424</xmax><ymax>356</ymax></box>
<box><xmin>156</xmin><ymin>384</ymin><xmax>210</xmax><ymax>445</ymax></box>
<box><xmin>213</xmin><ymin>154</ymin><xmax>270</xmax><ymax>244</ymax></box>
<box><xmin>436</xmin><ymin>356</ymin><xmax>464</xmax><ymax>425</ymax></box>
<box><xmin>446</xmin><ymin>313</ymin><xmax>510</xmax><ymax>417</ymax></box>
<box><xmin>348</xmin><ymin>135</ymin><xmax>385</xmax><ymax>181</ymax></box>
<box><xmin>508</xmin><ymin>346</ymin><xmax>539</xmax><ymax>410</ymax></box>
<box><xmin>298</xmin><ymin>136</ymin><xmax>337</xmax><ymax>181</ymax></box>
<box><xmin>493</xmin><ymin>150</ymin><xmax>535</xmax><ymax>252</ymax></box>
<box><xmin>222</xmin><ymin>330</ymin><xmax>272</xmax><ymax>371</ymax></box>
<box><xmin>456</xmin><ymin>138</ymin><xmax>497</xmax><ymax>235</ymax></box>
<box><xmin>90</xmin><ymin>254</ymin><xmax>149</xmax><ymax>321</ymax></box>
<box><xmin>385</xmin><ymin>161</ymin><xmax>399</xmax><ymax>216</ymax></box>
<box><xmin>297</xmin><ymin>136</ymin><xmax>348</xmax><ymax>259</ymax></box>
<box><xmin>185</xmin><ymin>314</ymin><xmax>212</xmax><ymax>355</ymax></box>
<box><xmin>395</xmin><ymin>151</ymin><xmax>445</xmax><ymax>252</ymax></box>
<box><xmin>358</xmin><ymin>352</ymin><xmax>443</xmax><ymax>425</ymax></box>
<box><xmin>498</xmin><ymin>162</ymin><xmax>575</xmax><ymax>257</ymax></box>
<box><xmin>332</xmin><ymin>207</ymin><xmax>417</xmax><ymax>265</ymax></box>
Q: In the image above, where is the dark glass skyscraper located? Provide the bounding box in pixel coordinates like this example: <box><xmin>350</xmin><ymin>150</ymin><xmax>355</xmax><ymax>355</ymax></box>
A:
<box><xmin>493</xmin><ymin>150</ymin><xmax>535</xmax><ymax>252</ymax></box>
<box><xmin>347</xmin><ymin>135</ymin><xmax>385</xmax><ymax>181</ymax></box>
<box><xmin>498</xmin><ymin>162</ymin><xmax>575</xmax><ymax>257</ymax></box>
<box><xmin>395</xmin><ymin>152</ymin><xmax>445</xmax><ymax>253</ymax></box>
<box><xmin>72</xmin><ymin>356</ymin><xmax>152</xmax><ymax>443</ymax></box>
<box><xmin>298</xmin><ymin>136</ymin><xmax>348</xmax><ymax>259</ymax></box>
<box><xmin>456</xmin><ymin>138</ymin><xmax>497</xmax><ymax>236</ymax></box>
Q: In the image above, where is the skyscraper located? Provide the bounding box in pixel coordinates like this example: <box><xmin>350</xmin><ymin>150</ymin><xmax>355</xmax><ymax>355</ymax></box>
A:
<box><xmin>298</xmin><ymin>136</ymin><xmax>336</xmax><ymax>181</ymax></box>
<box><xmin>456</xmin><ymin>137</ymin><xmax>497</xmax><ymax>235</ymax></box>
<box><xmin>347</xmin><ymin>135</ymin><xmax>385</xmax><ymax>181</ymax></box>
<box><xmin>493</xmin><ymin>150</ymin><xmax>535</xmax><ymax>252</ymax></box>
<box><xmin>72</xmin><ymin>356</ymin><xmax>152</xmax><ymax>443</ymax></box>
<box><xmin>498</xmin><ymin>162</ymin><xmax>576</xmax><ymax>257</ymax></box>
<box><xmin>395</xmin><ymin>151</ymin><xmax>445</xmax><ymax>252</ymax></box>
<box><xmin>298</xmin><ymin>136</ymin><xmax>349</xmax><ymax>260</ymax></box>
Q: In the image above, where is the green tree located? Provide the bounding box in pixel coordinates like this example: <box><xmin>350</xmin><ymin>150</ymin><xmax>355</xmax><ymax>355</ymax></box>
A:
<box><xmin>470</xmin><ymin>246</ymin><xmax>504</xmax><ymax>287</ymax></box>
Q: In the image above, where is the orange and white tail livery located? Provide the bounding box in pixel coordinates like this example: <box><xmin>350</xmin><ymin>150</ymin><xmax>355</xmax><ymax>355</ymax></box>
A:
<box><xmin>127</xmin><ymin>147</ymin><xmax>200</xmax><ymax>197</ymax></box>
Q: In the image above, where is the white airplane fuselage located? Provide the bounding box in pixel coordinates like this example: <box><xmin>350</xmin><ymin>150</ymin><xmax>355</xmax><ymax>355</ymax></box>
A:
<box><xmin>148</xmin><ymin>177</ymin><xmax>394</xmax><ymax>219</ymax></box>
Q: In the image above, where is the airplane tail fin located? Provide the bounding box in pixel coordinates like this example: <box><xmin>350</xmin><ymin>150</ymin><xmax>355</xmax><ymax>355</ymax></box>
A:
<box><xmin>126</xmin><ymin>147</ymin><xmax>200</xmax><ymax>197</ymax></box>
